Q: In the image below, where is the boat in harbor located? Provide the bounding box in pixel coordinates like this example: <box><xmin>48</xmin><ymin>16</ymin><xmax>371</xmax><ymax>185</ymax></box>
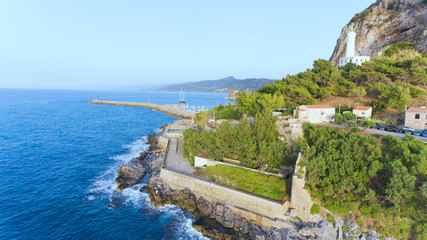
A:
<box><xmin>179</xmin><ymin>88</ymin><xmax>186</xmax><ymax>103</ymax></box>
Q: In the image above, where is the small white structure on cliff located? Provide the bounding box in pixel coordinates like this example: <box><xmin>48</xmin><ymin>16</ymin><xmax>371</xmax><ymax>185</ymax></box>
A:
<box><xmin>298</xmin><ymin>105</ymin><xmax>335</xmax><ymax>123</ymax></box>
<box><xmin>339</xmin><ymin>28</ymin><xmax>370</xmax><ymax>67</ymax></box>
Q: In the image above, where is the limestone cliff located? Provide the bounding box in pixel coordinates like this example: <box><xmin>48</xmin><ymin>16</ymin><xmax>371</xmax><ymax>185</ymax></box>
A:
<box><xmin>330</xmin><ymin>0</ymin><xmax>427</xmax><ymax>66</ymax></box>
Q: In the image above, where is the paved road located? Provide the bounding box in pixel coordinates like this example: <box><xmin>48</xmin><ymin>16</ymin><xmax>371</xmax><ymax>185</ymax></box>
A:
<box><xmin>164</xmin><ymin>137</ymin><xmax>195</xmax><ymax>175</ymax></box>
<box><xmin>323</xmin><ymin>123</ymin><xmax>427</xmax><ymax>143</ymax></box>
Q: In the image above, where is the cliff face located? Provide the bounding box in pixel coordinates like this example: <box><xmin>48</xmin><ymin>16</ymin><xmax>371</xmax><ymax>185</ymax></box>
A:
<box><xmin>330</xmin><ymin>0</ymin><xmax>427</xmax><ymax>66</ymax></box>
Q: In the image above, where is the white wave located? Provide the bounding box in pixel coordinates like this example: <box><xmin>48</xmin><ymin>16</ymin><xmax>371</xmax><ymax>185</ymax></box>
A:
<box><xmin>159</xmin><ymin>205</ymin><xmax>209</xmax><ymax>240</ymax></box>
<box><xmin>89</xmin><ymin>136</ymin><xmax>148</xmax><ymax>198</ymax></box>
<box><xmin>88</xmin><ymin>135</ymin><xmax>207</xmax><ymax>239</ymax></box>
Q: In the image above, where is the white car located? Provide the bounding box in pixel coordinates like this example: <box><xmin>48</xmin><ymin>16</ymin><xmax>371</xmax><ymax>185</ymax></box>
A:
<box><xmin>402</xmin><ymin>126</ymin><xmax>414</xmax><ymax>131</ymax></box>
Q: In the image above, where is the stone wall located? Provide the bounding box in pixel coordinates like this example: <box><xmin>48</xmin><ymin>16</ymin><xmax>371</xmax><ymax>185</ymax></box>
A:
<box><xmin>159</xmin><ymin>168</ymin><xmax>290</xmax><ymax>229</ymax></box>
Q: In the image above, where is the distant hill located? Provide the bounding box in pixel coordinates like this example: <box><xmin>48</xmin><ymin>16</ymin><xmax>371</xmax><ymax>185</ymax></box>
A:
<box><xmin>154</xmin><ymin>76</ymin><xmax>277</xmax><ymax>93</ymax></box>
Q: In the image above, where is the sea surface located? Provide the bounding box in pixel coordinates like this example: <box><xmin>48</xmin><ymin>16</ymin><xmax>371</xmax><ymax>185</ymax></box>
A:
<box><xmin>0</xmin><ymin>89</ymin><xmax>230</xmax><ymax>239</ymax></box>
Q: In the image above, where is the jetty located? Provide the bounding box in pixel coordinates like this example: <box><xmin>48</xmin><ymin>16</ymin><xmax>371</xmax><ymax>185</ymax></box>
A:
<box><xmin>89</xmin><ymin>100</ymin><xmax>196</xmax><ymax>119</ymax></box>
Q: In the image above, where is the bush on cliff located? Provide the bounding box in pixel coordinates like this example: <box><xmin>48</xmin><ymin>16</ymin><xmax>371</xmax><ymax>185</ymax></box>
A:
<box><xmin>184</xmin><ymin>110</ymin><xmax>289</xmax><ymax>169</ymax></box>
<box><xmin>302</xmin><ymin>123</ymin><xmax>427</xmax><ymax>239</ymax></box>
<box><xmin>253</xmin><ymin>42</ymin><xmax>426</xmax><ymax>111</ymax></box>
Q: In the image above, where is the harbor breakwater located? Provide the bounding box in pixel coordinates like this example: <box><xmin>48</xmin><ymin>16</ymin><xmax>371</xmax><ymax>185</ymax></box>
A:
<box><xmin>89</xmin><ymin>100</ymin><xmax>196</xmax><ymax>119</ymax></box>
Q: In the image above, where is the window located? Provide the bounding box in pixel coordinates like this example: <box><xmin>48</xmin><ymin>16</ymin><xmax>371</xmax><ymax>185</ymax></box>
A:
<box><xmin>415</xmin><ymin>114</ymin><xmax>420</xmax><ymax>119</ymax></box>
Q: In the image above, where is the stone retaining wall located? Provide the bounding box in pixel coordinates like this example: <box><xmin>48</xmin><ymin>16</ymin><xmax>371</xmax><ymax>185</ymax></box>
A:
<box><xmin>159</xmin><ymin>168</ymin><xmax>291</xmax><ymax>229</ymax></box>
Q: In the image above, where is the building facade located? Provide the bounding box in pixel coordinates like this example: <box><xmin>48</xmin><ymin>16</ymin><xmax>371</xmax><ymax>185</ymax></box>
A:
<box><xmin>298</xmin><ymin>105</ymin><xmax>335</xmax><ymax>123</ymax></box>
<box><xmin>353</xmin><ymin>106</ymin><xmax>372</xmax><ymax>119</ymax></box>
<box><xmin>339</xmin><ymin>28</ymin><xmax>371</xmax><ymax>67</ymax></box>
<box><xmin>405</xmin><ymin>107</ymin><xmax>427</xmax><ymax>130</ymax></box>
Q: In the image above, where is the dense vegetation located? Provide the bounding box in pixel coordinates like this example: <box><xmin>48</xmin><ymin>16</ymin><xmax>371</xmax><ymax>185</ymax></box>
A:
<box><xmin>198</xmin><ymin>165</ymin><xmax>288</xmax><ymax>201</ymax></box>
<box><xmin>302</xmin><ymin>123</ymin><xmax>427</xmax><ymax>239</ymax></box>
<box><xmin>184</xmin><ymin>110</ymin><xmax>290</xmax><ymax>169</ymax></box>
<box><xmin>252</xmin><ymin>42</ymin><xmax>426</xmax><ymax>112</ymax></box>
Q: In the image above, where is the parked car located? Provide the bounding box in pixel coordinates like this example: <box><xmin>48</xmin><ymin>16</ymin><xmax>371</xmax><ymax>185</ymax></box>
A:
<box><xmin>422</xmin><ymin>130</ymin><xmax>427</xmax><ymax>137</ymax></box>
<box><xmin>396</xmin><ymin>128</ymin><xmax>405</xmax><ymax>133</ymax></box>
<box><xmin>385</xmin><ymin>125</ymin><xmax>397</xmax><ymax>132</ymax></box>
<box><xmin>404</xmin><ymin>130</ymin><xmax>414</xmax><ymax>135</ymax></box>
<box><xmin>378</xmin><ymin>125</ymin><xmax>386</xmax><ymax>131</ymax></box>
<box><xmin>413</xmin><ymin>130</ymin><xmax>423</xmax><ymax>136</ymax></box>
<box><xmin>402</xmin><ymin>126</ymin><xmax>414</xmax><ymax>132</ymax></box>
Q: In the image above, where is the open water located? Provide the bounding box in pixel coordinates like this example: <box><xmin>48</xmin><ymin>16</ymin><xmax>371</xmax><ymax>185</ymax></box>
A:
<box><xmin>0</xmin><ymin>89</ymin><xmax>230</xmax><ymax>239</ymax></box>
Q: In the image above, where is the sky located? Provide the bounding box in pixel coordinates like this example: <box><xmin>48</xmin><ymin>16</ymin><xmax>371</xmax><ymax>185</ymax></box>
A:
<box><xmin>0</xmin><ymin>0</ymin><xmax>376</xmax><ymax>90</ymax></box>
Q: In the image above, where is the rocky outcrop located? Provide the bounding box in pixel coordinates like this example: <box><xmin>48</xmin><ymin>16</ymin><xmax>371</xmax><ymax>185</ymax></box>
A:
<box><xmin>115</xmin><ymin>157</ymin><xmax>150</xmax><ymax>191</ymax></box>
<box><xmin>224</xmin><ymin>91</ymin><xmax>240</xmax><ymax>100</ymax></box>
<box><xmin>330</xmin><ymin>0</ymin><xmax>427</xmax><ymax>66</ymax></box>
<box><xmin>115</xmin><ymin>134</ymin><xmax>160</xmax><ymax>191</ymax></box>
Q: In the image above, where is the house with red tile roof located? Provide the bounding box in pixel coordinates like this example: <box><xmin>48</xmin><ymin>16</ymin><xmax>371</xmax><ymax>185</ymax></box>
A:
<box><xmin>405</xmin><ymin>106</ymin><xmax>427</xmax><ymax>130</ymax></box>
<box><xmin>353</xmin><ymin>106</ymin><xmax>372</xmax><ymax>119</ymax></box>
<box><xmin>298</xmin><ymin>105</ymin><xmax>335</xmax><ymax>123</ymax></box>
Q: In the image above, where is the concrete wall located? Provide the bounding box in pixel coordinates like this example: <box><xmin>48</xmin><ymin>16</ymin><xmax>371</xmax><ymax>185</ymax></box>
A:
<box><xmin>158</xmin><ymin>136</ymin><xmax>169</xmax><ymax>150</ymax></box>
<box><xmin>160</xmin><ymin>169</ymin><xmax>290</xmax><ymax>228</ymax></box>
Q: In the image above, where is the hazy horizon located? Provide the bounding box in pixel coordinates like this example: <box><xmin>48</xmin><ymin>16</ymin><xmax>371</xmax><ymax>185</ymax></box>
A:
<box><xmin>0</xmin><ymin>0</ymin><xmax>376</xmax><ymax>90</ymax></box>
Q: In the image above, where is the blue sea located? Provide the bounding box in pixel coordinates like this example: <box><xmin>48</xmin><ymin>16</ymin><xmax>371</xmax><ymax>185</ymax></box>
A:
<box><xmin>0</xmin><ymin>89</ymin><xmax>230</xmax><ymax>239</ymax></box>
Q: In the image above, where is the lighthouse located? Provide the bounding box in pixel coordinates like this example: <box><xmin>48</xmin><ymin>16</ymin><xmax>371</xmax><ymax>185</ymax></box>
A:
<box><xmin>339</xmin><ymin>28</ymin><xmax>370</xmax><ymax>67</ymax></box>
<box><xmin>345</xmin><ymin>28</ymin><xmax>356</xmax><ymax>57</ymax></box>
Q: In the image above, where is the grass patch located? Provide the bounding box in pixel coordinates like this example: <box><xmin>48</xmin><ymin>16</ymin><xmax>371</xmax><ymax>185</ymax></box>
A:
<box><xmin>327</xmin><ymin>213</ymin><xmax>335</xmax><ymax>223</ymax></box>
<box><xmin>200</xmin><ymin>165</ymin><xmax>288</xmax><ymax>201</ymax></box>
<box><xmin>310</xmin><ymin>204</ymin><xmax>320</xmax><ymax>215</ymax></box>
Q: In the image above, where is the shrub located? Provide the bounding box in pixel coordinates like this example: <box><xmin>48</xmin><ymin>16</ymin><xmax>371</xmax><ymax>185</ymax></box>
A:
<box><xmin>310</xmin><ymin>204</ymin><xmax>321</xmax><ymax>215</ymax></box>
<box><xmin>360</xmin><ymin>204</ymin><xmax>372</xmax><ymax>216</ymax></box>
<box><xmin>327</xmin><ymin>213</ymin><xmax>335</xmax><ymax>223</ymax></box>
<box><xmin>332</xmin><ymin>113</ymin><xmax>343</xmax><ymax>124</ymax></box>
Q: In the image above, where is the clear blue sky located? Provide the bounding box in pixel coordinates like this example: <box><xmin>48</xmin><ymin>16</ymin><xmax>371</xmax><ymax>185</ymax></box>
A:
<box><xmin>0</xmin><ymin>0</ymin><xmax>375</xmax><ymax>90</ymax></box>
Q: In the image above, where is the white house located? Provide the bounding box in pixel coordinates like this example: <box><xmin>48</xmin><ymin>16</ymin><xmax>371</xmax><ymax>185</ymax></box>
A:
<box><xmin>298</xmin><ymin>105</ymin><xmax>335</xmax><ymax>123</ymax></box>
<box><xmin>353</xmin><ymin>106</ymin><xmax>372</xmax><ymax>119</ymax></box>
<box><xmin>339</xmin><ymin>28</ymin><xmax>370</xmax><ymax>67</ymax></box>
<box><xmin>405</xmin><ymin>106</ymin><xmax>427</xmax><ymax>130</ymax></box>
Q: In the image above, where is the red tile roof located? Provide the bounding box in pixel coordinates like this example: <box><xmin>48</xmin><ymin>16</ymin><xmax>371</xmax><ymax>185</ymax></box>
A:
<box><xmin>302</xmin><ymin>105</ymin><xmax>334</xmax><ymax>109</ymax></box>
<box><xmin>354</xmin><ymin>106</ymin><xmax>371</xmax><ymax>110</ymax></box>
<box><xmin>407</xmin><ymin>107</ymin><xmax>427</xmax><ymax>113</ymax></box>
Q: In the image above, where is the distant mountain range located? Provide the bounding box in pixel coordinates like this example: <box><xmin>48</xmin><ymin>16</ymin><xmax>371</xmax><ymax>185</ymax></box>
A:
<box><xmin>154</xmin><ymin>76</ymin><xmax>277</xmax><ymax>93</ymax></box>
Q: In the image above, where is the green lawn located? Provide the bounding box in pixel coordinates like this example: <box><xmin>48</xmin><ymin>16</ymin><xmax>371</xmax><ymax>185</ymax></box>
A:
<box><xmin>198</xmin><ymin>165</ymin><xmax>289</xmax><ymax>202</ymax></box>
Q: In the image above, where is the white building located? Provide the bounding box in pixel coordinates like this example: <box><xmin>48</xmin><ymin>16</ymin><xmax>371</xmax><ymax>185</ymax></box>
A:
<box><xmin>339</xmin><ymin>28</ymin><xmax>370</xmax><ymax>67</ymax></box>
<box><xmin>353</xmin><ymin>106</ymin><xmax>372</xmax><ymax>119</ymax></box>
<box><xmin>298</xmin><ymin>105</ymin><xmax>335</xmax><ymax>123</ymax></box>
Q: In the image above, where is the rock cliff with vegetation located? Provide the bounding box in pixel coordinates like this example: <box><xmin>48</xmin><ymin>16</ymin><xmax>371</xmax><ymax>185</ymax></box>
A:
<box><xmin>330</xmin><ymin>0</ymin><xmax>427</xmax><ymax>67</ymax></box>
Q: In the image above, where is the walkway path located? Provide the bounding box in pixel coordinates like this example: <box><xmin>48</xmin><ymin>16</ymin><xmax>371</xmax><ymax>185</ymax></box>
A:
<box><xmin>163</xmin><ymin>137</ymin><xmax>195</xmax><ymax>175</ymax></box>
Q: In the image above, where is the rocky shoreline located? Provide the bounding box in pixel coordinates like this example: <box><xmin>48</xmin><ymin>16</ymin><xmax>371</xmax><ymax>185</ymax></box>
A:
<box><xmin>114</xmin><ymin>132</ymin><xmax>386</xmax><ymax>240</ymax></box>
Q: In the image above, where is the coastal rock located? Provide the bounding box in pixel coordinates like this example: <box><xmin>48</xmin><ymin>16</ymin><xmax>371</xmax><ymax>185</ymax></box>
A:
<box><xmin>115</xmin><ymin>157</ymin><xmax>149</xmax><ymax>191</ymax></box>
<box><xmin>234</xmin><ymin>216</ymin><xmax>249</xmax><ymax>234</ymax></box>
<box><xmin>109</xmin><ymin>191</ymin><xmax>126</xmax><ymax>208</ymax></box>
<box><xmin>224</xmin><ymin>91</ymin><xmax>239</xmax><ymax>100</ymax></box>
<box><xmin>194</xmin><ymin>197</ymin><xmax>215</xmax><ymax>218</ymax></box>
<box><xmin>249</xmin><ymin>222</ymin><xmax>267</xmax><ymax>240</ymax></box>
<box><xmin>312</xmin><ymin>220</ymin><xmax>337</xmax><ymax>240</ymax></box>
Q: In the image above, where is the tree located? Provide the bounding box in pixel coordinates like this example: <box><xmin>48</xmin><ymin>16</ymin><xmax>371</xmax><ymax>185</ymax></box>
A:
<box><xmin>332</xmin><ymin>113</ymin><xmax>343</xmax><ymax>124</ymax></box>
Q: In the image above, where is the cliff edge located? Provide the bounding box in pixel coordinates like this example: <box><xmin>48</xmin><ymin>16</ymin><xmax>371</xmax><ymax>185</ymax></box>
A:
<box><xmin>330</xmin><ymin>0</ymin><xmax>427</xmax><ymax>66</ymax></box>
